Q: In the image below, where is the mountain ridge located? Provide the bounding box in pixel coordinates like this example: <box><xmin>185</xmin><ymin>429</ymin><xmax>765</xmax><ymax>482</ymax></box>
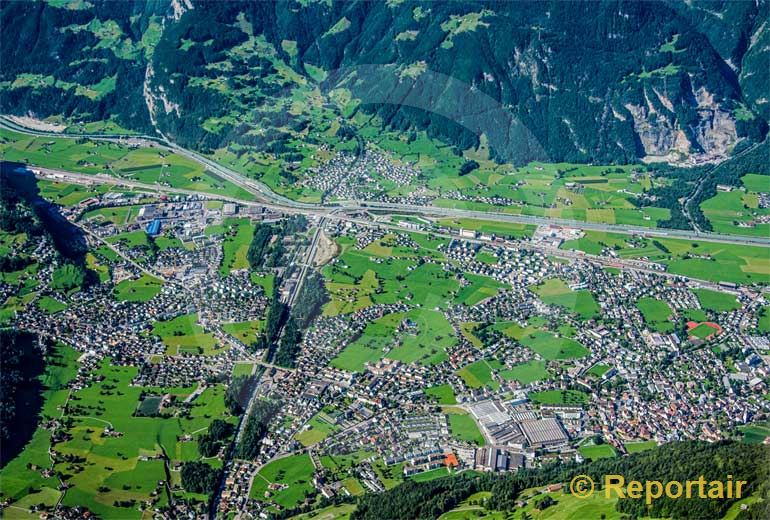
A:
<box><xmin>1</xmin><ymin>0</ymin><xmax>767</xmax><ymax>166</ymax></box>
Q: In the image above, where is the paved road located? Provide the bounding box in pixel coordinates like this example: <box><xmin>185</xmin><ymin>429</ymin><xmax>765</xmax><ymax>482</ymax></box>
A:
<box><xmin>681</xmin><ymin>141</ymin><xmax>762</xmax><ymax>233</ymax></box>
<box><xmin>3</xmin><ymin>116</ymin><xmax>769</xmax><ymax>248</ymax></box>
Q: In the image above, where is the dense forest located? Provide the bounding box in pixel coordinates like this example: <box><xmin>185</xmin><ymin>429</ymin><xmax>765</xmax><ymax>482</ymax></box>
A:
<box><xmin>0</xmin><ymin>329</ymin><xmax>45</xmax><ymax>466</ymax></box>
<box><xmin>1</xmin><ymin>1</ymin><xmax>767</xmax><ymax>165</ymax></box>
<box><xmin>180</xmin><ymin>461</ymin><xmax>221</xmax><ymax>496</ymax></box>
<box><xmin>352</xmin><ymin>441</ymin><xmax>770</xmax><ymax>520</ymax></box>
<box><xmin>234</xmin><ymin>399</ymin><xmax>280</xmax><ymax>460</ymax></box>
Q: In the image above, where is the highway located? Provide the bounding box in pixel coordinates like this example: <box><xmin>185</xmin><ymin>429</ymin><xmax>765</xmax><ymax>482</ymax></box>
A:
<box><xmin>3</xmin><ymin>115</ymin><xmax>769</xmax><ymax>248</ymax></box>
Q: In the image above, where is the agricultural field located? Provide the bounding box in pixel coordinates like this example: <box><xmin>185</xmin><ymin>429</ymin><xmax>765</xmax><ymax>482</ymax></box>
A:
<box><xmin>113</xmin><ymin>274</ymin><xmax>163</xmax><ymax>302</ymax></box>
<box><xmin>330</xmin><ymin>308</ymin><xmax>457</xmax><ymax>371</ymax></box>
<box><xmin>424</xmin><ymin>384</ymin><xmax>457</xmax><ymax>405</ymax></box>
<box><xmin>290</xmin><ymin>503</ymin><xmax>356</xmax><ymax>520</ymax></box>
<box><xmin>0</xmin><ymin>344</ymin><xmax>79</xmax><ymax>514</ymax></box>
<box><xmin>530</xmin><ymin>278</ymin><xmax>599</xmax><ymax>319</ymax></box>
<box><xmin>457</xmin><ymin>359</ymin><xmax>504</xmax><ymax>390</ymax></box>
<box><xmin>83</xmin><ymin>205</ymin><xmax>141</xmax><ymax>225</ymax></box>
<box><xmin>37</xmin><ymin>180</ymin><xmax>119</xmax><ymax>206</ymax></box>
<box><xmin>636</xmin><ymin>297</ymin><xmax>674</xmax><ymax>332</ymax></box>
<box><xmin>40</xmin><ymin>360</ymin><xmax>233</xmax><ymax>519</ymax></box>
<box><xmin>294</xmin><ymin>412</ymin><xmax>340</xmax><ymax>447</ymax></box>
<box><xmin>214</xmin><ymin>218</ymin><xmax>255</xmax><ymax>276</ymax></box>
<box><xmin>249</xmin><ymin>453</ymin><xmax>316</xmax><ymax>510</ymax></box>
<box><xmin>221</xmin><ymin>319</ymin><xmax>263</xmax><ymax>344</ymax></box>
<box><xmin>436</xmin><ymin>218</ymin><xmax>535</xmax><ymax>239</ymax></box>
<box><xmin>758</xmin><ymin>306</ymin><xmax>770</xmax><ymax>333</ymax></box>
<box><xmin>151</xmin><ymin>313</ymin><xmax>223</xmax><ymax>356</ymax></box>
<box><xmin>438</xmin><ymin>487</ymin><xmax>621</xmax><ymax>520</ymax></box>
<box><xmin>498</xmin><ymin>360</ymin><xmax>550</xmax><ymax>385</ymax></box>
<box><xmin>455</xmin><ymin>274</ymin><xmax>508</xmax><ymax>306</ymax></box>
<box><xmin>694</xmin><ymin>289</ymin><xmax>741</xmax><ymax>312</ymax></box>
<box><xmin>37</xmin><ymin>295</ymin><xmax>68</xmax><ymax>314</ymax></box>
<box><xmin>518</xmin><ymin>331</ymin><xmax>589</xmax><ymax>360</ymax></box>
<box><xmin>700</xmin><ymin>174</ymin><xmax>770</xmax><ymax>237</ymax></box>
<box><xmin>0</xmin><ymin>129</ymin><xmax>255</xmax><ymax>201</ymax></box>
<box><xmin>561</xmin><ymin>231</ymin><xmax>770</xmax><ymax>285</ymax></box>
<box><xmin>428</xmin><ymin>161</ymin><xmax>671</xmax><ymax>228</ymax></box>
<box><xmin>529</xmin><ymin>389</ymin><xmax>589</xmax><ymax>405</ymax></box>
<box><xmin>106</xmin><ymin>230</ymin><xmax>149</xmax><ymax>248</ymax></box>
<box><xmin>445</xmin><ymin>408</ymin><xmax>485</xmax><ymax>446</ymax></box>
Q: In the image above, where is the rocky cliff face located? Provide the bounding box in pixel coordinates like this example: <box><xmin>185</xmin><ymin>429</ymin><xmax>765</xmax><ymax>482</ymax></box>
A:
<box><xmin>624</xmin><ymin>85</ymin><xmax>739</xmax><ymax>165</ymax></box>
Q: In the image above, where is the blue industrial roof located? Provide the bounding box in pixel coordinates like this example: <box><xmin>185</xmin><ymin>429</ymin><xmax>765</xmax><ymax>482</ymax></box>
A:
<box><xmin>146</xmin><ymin>219</ymin><xmax>161</xmax><ymax>236</ymax></box>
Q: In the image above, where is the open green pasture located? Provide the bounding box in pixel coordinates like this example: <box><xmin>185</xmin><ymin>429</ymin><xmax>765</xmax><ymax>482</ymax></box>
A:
<box><xmin>424</xmin><ymin>384</ymin><xmax>457</xmax><ymax>405</ymax></box>
<box><xmin>249</xmin><ymin>454</ymin><xmax>316</xmax><ymax>509</ymax></box>
<box><xmin>445</xmin><ymin>408</ymin><xmax>484</xmax><ymax>445</ymax></box>
<box><xmin>530</xmin><ymin>278</ymin><xmax>598</xmax><ymax>319</ymax></box>
<box><xmin>152</xmin><ymin>313</ymin><xmax>224</xmax><ymax>356</ymax></box>
<box><xmin>636</xmin><ymin>297</ymin><xmax>674</xmax><ymax>332</ymax></box>
<box><xmin>529</xmin><ymin>389</ymin><xmax>589</xmax><ymax>405</ymax></box>
<box><xmin>519</xmin><ymin>331</ymin><xmax>589</xmax><ymax>360</ymax></box>
<box><xmin>499</xmin><ymin>360</ymin><xmax>550</xmax><ymax>385</ymax></box>
<box><xmin>700</xmin><ymin>174</ymin><xmax>770</xmax><ymax>237</ymax></box>
<box><xmin>562</xmin><ymin>231</ymin><xmax>770</xmax><ymax>285</ymax></box>
<box><xmin>0</xmin><ymin>128</ymin><xmax>255</xmax><ymax>200</ymax></box>
<box><xmin>694</xmin><ymin>289</ymin><xmax>741</xmax><ymax>312</ymax></box>
<box><xmin>222</xmin><ymin>320</ymin><xmax>263</xmax><ymax>344</ymax></box>
<box><xmin>47</xmin><ymin>360</ymin><xmax>232</xmax><ymax>519</ymax></box>
<box><xmin>113</xmin><ymin>274</ymin><xmax>162</xmax><ymax>302</ymax></box>
<box><xmin>457</xmin><ymin>359</ymin><xmax>504</xmax><ymax>390</ymax></box>
<box><xmin>330</xmin><ymin>308</ymin><xmax>456</xmax><ymax>371</ymax></box>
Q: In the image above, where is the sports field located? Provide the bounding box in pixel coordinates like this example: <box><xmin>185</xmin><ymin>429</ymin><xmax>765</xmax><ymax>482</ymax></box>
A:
<box><xmin>624</xmin><ymin>440</ymin><xmax>657</xmax><ymax>453</ymax></box>
<box><xmin>578</xmin><ymin>443</ymin><xmax>617</xmax><ymax>460</ymax></box>
<box><xmin>739</xmin><ymin>424</ymin><xmax>770</xmax><ymax>444</ymax></box>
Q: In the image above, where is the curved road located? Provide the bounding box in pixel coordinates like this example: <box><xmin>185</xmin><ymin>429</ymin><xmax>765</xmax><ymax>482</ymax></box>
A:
<box><xmin>2</xmin><ymin>116</ymin><xmax>769</xmax><ymax>247</ymax></box>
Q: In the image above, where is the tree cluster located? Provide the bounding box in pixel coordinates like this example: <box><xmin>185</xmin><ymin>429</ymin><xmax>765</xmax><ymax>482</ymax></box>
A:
<box><xmin>233</xmin><ymin>399</ymin><xmax>279</xmax><ymax>460</ymax></box>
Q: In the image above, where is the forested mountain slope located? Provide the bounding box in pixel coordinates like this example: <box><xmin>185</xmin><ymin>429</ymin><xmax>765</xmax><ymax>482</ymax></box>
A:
<box><xmin>1</xmin><ymin>0</ymin><xmax>767</xmax><ymax>165</ymax></box>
